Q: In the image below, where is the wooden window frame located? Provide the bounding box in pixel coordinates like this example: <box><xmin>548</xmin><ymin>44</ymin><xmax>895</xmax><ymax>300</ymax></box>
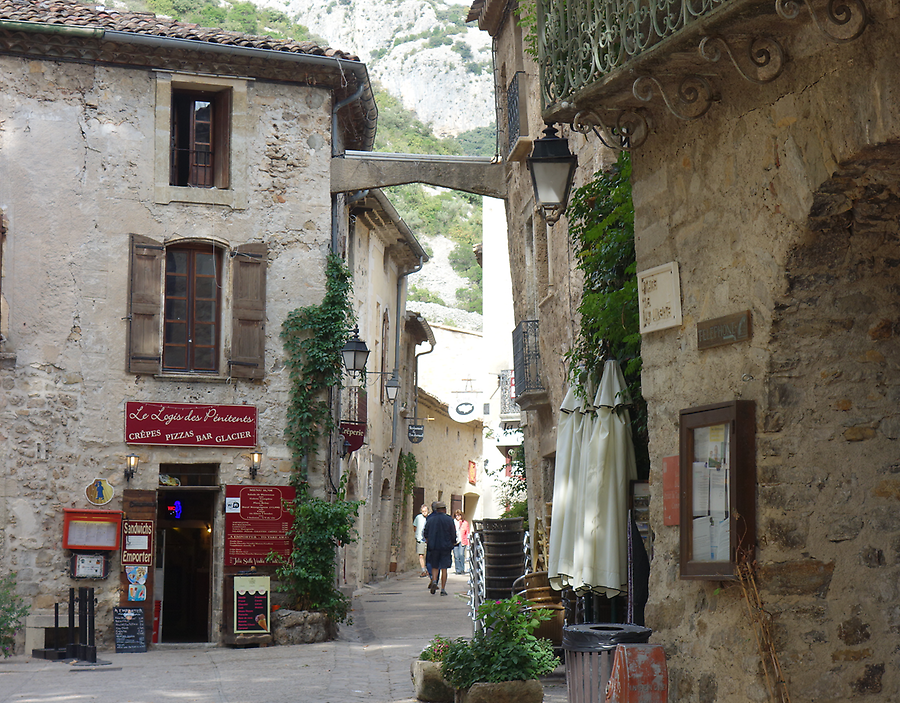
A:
<box><xmin>163</xmin><ymin>243</ymin><xmax>223</xmax><ymax>374</ymax></box>
<box><xmin>679</xmin><ymin>400</ymin><xmax>756</xmax><ymax>580</ymax></box>
<box><xmin>170</xmin><ymin>89</ymin><xmax>230</xmax><ymax>189</ymax></box>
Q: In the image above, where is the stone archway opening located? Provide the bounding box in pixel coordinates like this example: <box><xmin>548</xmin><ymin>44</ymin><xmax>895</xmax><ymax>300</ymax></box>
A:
<box><xmin>765</xmin><ymin>142</ymin><xmax>900</xmax><ymax>697</ymax></box>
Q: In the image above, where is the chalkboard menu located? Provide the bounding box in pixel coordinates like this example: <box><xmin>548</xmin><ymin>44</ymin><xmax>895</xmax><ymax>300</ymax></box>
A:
<box><xmin>114</xmin><ymin>607</ymin><xmax>146</xmax><ymax>653</ymax></box>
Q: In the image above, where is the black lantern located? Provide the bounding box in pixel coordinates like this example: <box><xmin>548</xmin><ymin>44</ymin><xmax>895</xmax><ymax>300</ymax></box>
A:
<box><xmin>341</xmin><ymin>325</ymin><xmax>370</xmax><ymax>375</ymax></box>
<box><xmin>125</xmin><ymin>454</ymin><xmax>139</xmax><ymax>482</ymax></box>
<box><xmin>526</xmin><ymin>123</ymin><xmax>578</xmax><ymax>223</ymax></box>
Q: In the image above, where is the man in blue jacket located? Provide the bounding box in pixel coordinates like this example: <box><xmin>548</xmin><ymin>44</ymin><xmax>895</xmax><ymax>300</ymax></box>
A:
<box><xmin>423</xmin><ymin>501</ymin><xmax>456</xmax><ymax>596</ymax></box>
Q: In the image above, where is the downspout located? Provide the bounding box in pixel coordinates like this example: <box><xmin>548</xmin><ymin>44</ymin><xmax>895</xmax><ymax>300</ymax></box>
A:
<box><xmin>413</xmin><ymin>327</ymin><xmax>436</xmax><ymax>427</ymax></box>
<box><xmin>392</xmin><ymin>257</ymin><xmax>425</xmax><ymax>447</ymax></box>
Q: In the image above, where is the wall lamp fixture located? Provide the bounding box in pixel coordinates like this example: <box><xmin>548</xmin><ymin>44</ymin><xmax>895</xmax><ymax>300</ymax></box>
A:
<box><xmin>340</xmin><ymin>326</ymin><xmax>402</xmax><ymax>402</ymax></box>
<box><xmin>125</xmin><ymin>453</ymin><xmax>140</xmax><ymax>482</ymax></box>
<box><xmin>526</xmin><ymin>123</ymin><xmax>578</xmax><ymax>224</ymax></box>
<box><xmin>249</xmin><ymin>451</ymin><xmax>263</xmax><ymax>479</ymax></box>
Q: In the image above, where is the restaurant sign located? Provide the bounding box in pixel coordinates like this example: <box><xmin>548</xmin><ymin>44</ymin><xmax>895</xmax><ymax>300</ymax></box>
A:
<box><xmin>224</xmin><ymin>485</ymin><xmax>295</xmax><ymax>567</ymax></box>
<box><xmin>125</xmin><ymin>401</ymin><xmax>257</xmax><ymax>447</ymax></box>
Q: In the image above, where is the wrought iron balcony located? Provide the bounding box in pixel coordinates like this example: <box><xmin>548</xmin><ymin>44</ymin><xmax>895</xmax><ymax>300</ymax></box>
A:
<box><xmin>512</xmin><ymin>320</ymin><xmax>548</xmax><ymax>409</ymax></box>
<box><xmin>537</xmin><ymin>0</ymin><xmax>869</xmax><ymax>146</ymax></box>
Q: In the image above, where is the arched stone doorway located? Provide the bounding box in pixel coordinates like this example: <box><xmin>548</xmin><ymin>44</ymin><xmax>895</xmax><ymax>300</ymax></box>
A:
<box><xmin>765</xmin><ymin>143</ymin><xmax>900</xmax><ymax>697</ymax></box>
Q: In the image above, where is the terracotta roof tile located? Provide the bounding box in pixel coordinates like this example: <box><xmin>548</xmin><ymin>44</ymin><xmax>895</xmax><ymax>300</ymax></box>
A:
<box><xmin>0</xmin><ymin>0</ymin><xmax>360</xmax><ymax>61</ymax></box>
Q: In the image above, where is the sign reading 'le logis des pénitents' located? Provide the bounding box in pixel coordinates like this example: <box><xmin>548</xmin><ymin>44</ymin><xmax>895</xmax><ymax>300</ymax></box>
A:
<box><xmin>125</xmin><ymin>401</ymin><xmax>258</xmax><ymax>447</ymax></box>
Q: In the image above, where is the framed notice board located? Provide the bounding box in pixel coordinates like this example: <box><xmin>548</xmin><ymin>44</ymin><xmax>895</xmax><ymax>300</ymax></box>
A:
<box><xmin>679</xmin><ymin>400</ymin><xmax>755</xmax><ymax>580</ymax></box>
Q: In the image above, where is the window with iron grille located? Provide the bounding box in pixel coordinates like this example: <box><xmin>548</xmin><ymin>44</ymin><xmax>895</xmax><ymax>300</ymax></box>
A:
<box><xmin>499</xmin><ymin>369</ymin><xmax>521</xmax><ymax>415</ymax></box>
<box><xmin>512</xmin><ymin>320</ymin><xmax>543</xmax><ymax>397</ymax></box>
<box><xmin>506</xmin><ymin>71</ymin><xmax>523</xmax><ymax>155</ymax></box>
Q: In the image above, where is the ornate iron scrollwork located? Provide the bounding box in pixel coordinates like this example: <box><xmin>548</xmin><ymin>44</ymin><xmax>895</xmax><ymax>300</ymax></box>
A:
<box><xmin>571</xmin><ymin>108</ymin><xmax>650</xmax><ymax>151</ymax></box>
<box><xmin>699</xmin><ymin>35</ymin><xmax>786</xmax><ymax>84</ymax></box>
<box><xmin>633</xmin><ymin>75</ymin><xmax>717</xmax><ymax>121</ymax></box>
<box><xmin>775</xmin><ymin>0</ymin><xmax>868</xmax><ymax>42</ymax></box>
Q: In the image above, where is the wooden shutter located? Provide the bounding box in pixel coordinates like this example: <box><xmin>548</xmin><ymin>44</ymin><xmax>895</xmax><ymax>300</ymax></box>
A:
<box><xmin>213</xmin><ymin>89</ymin><xmax>231</xmax><ymax>189</ymax></box>
<box><xmin>230</xmin><ymin>242</ymin><xmax>267</xmax><ymax>379</ymax></box>
<box><xmin>128</xmin><ymin>234</ymin><xmax>163</xmax><ymax>374</ymax></box>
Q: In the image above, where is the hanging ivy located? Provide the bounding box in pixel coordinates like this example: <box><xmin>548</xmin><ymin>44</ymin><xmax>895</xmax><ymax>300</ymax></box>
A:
<box><xmin>276</xmin><ymin>251</ymin><xmax>364</xmax><ymax>624</ymax></box>
<box><xmin>398</xmin><ymin>451</ymin><xmax>418</xmax><ymax>498</ymax></box>
<box><xmin>280</xmin><ymin>251</ymin><xmax>355</xmax><ymax>482</ymax></box>
<box><xmin>566</xmin><ymin>152</ymin><xmax>649</xmax><ymax>477</ymax></box>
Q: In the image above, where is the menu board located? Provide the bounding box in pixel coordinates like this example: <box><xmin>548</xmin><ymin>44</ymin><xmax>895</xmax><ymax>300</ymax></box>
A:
<box><xmin>234</xmin><ymin>576</ymin><xmax>270</xmax><ymax>633</ymax></box>
<box><xmin>114</xmin><ymin>607</ymin><xmax>146</xmax><ymax>653</ymax></box>
<box><xmin>224</xmin><ymin>486</ymin><xmax>295</xmax><ymax>566</ymax></box>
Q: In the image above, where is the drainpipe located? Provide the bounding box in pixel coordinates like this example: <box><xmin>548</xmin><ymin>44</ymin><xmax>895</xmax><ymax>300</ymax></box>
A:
<box><xmin>391</xmin><ymin>256</ymin><xmax>425</xmax><ymax>447</ymax></box>
<box><xmin>413</xmin><ymin>324</ymin><xmax>436</xmax><ymax>425</ymax></box>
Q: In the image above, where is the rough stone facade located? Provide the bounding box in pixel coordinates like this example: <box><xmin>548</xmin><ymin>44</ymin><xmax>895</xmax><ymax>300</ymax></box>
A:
<box><xmin>0</xmin><ymin>4</ymin><xmax>413</xmax><ymax>652</ymax></box>
<box><xmin>475</xmin><ymin>0</ymin><xmax>900</xmax><ymax>700</ymax></box>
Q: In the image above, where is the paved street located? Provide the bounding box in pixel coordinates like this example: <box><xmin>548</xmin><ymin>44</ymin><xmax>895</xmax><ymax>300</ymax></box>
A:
<box><xmin>0</xmin><ymin>570</ymin><xmax>567</xmax><ymax>703</ymax></box>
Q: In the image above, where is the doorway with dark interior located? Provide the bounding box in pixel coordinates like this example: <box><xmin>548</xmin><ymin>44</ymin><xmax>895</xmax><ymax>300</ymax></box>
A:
<box><xmin>156</xmin><ymin>463</ymin><xmax>218</xmax><ymax>643</ymax></box>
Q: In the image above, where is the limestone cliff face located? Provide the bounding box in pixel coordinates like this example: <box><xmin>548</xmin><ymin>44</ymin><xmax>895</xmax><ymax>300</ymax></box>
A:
<box><xmin>258</xmin><ymin>0</ymin><xmax>494</xmax><ymax>136</ymax></box>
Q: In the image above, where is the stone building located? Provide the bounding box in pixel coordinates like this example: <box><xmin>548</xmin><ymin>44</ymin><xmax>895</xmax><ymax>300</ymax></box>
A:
<box><xmin>0</xmin><ymin>0</ymin><xmax>428</xmax><ymax>649</ymax></box>
<box><xmin>472</xmin><ymin>0</ymin><xmax>900</xmax><ymax>700</ymax></box>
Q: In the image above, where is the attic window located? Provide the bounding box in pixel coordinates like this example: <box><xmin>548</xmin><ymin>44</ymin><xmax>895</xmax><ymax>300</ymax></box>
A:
<box><xmin>170</xmin><ymin>89</ymin><xmax>231</xmax><ymax>189</ymax></box>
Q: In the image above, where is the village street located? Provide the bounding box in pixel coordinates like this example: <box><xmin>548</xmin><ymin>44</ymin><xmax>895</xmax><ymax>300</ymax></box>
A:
<box><xmin>0</xmin><ymin>570</ymin><xmax>567</xmax><ymax>703</ymax></box>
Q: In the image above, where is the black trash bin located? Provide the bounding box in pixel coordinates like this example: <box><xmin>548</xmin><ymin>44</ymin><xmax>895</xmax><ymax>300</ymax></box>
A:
<box><xmin>562</xmin><ymin>623</ymin><xmax>652</xmax><ymax>703</ymax></box>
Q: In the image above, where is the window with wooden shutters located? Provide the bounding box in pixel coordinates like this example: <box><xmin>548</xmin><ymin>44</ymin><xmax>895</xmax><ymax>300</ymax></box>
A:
<box><xmin>230</xmin><ymin>243</ymin><xmax>267</xmax><ymax>379</ymax></box>
<box><xmin>127</xmin><ymin>237</ymin><xmax>266</xmax><ymax>378</ymax></box>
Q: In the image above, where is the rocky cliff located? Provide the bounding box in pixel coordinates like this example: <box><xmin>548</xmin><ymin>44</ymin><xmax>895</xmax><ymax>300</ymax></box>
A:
<box><xmin>256</xmin><ymin>0</ymin><xmax>494</xmax><ymax>136</ymax></box>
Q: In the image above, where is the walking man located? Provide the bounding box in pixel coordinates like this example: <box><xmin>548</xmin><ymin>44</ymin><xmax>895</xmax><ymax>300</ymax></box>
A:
<box><xmin>423</xmin><ymin>501</ymin><xmax>456</xmax><ymax>595</ymax></box>
<box><xmin>413</xmin><ymin>504</ymin><xmax>429</xmax><ymax>577</ymax></box>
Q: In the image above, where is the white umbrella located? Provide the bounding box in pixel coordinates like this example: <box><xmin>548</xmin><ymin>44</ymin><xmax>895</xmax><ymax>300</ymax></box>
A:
<box><xmin>549</xmin><ymin>360</ymin><xmax>637</xmax><ymax>596</ymax></box>
<box><xmin>547</xmin><ymin>384</ymin><xmax>585</xmax><ymax>591</ymax></box>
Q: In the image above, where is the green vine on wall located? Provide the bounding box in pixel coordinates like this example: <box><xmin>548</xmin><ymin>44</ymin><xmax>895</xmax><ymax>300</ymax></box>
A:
<box><xmin>566</xmin><ymin>152</ymin><xmax>649</xmax><ymax>476</ymax></box>
<box><xmin>398</xmin><ymin>451</ymin><xmax>418</xmax><ymax>498</ymax></box>
<box><xmin>275</xmin><ymin>251</ymin><xmax>364</xmax><ymax>624</ymax></box>
<box><xmin>280</xmin><ymin>251</ymin><xmax>354</xmax><ymax>482</ymax></box>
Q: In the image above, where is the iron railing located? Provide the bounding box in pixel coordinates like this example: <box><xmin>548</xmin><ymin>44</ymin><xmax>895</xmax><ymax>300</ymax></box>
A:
<box><xmin>512</xmin><ymin>320</ymin><xmax>543</xmax><ymax>398</ymax></box>
<box><xmin>538</xmin><ymin>0</ymin><xmax>731</xmax><ymax>108</ymax></box>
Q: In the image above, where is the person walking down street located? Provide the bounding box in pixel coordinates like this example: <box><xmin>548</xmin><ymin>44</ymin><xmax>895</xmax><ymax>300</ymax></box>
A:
<box><xmin>413</xmin><ymin>504</ymin><xmax>429</xmax><ymax>577</ymax></box>
<box><xmin>423</xmin><ymin>501</ymin><xmax>456</xmax><ymax>596</ymax></box>
<box><xmin>453</xmin><ymin>509</ymin><xmax>470</xmax><ymax>575</ymax></box>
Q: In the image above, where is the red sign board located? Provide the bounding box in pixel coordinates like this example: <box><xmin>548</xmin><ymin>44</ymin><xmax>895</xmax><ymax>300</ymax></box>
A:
<box><xmin>224</xmin><ymin>485</ymin><xmax>295</xmax><ymax>567</ymax></box>
<box><xmin>125</xmin><ymin>401</ymin><xmax>257</xmax><ymax>447</ymax></box>
<box><xmin>468</xmin><ymin>460</ymin><xmax>477</xmax><ymax>485</ymax></box>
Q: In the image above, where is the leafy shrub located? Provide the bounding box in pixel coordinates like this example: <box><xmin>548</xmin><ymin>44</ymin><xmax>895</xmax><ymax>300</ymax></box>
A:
<box><xmin>440</xmin><ymin>596</ymin><xmax>558</xmax><ymax>689</ymax></box>
<box><xmin>0</xmin><ymin>573</ymin><xmax>29</xmax><ymax>658</ymax></box>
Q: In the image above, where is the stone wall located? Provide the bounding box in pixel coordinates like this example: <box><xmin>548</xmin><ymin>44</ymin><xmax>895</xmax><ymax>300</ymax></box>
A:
<box><xmin>0</xmin><ymin>52</ymin><xmax>336</xmax><ymax>648</ymax></box>
<box><xmin>630</xmin><ymin>11</ymin><xmax>900</xmax><ymax>701</ymax></box>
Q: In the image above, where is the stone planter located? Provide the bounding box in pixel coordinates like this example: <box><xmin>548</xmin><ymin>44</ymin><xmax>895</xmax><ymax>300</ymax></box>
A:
<box><xmin>455</xmin><ymin>679</ymin><xmax>543</xmax><ymax>703</ymax></box>
<box><xmin>271</xmin><ymin>609</ymin><xmax>337</xmax><ymax>644</ymax></box>
<box><xmin>410</xmin><ymin>659</ymin><xmax>455</xmax><ymax>702</ymax></box>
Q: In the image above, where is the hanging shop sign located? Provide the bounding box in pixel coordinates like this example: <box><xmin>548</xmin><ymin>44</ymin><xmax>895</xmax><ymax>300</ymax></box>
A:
<box><xmin>408</xmin><ymin>424</ymin><xmax>424</xmax><ymax>444</ymax></box>
<box><xmin>449</xmin><ymin>380</ymin><xmax>480</xmax><ymax>424</ymax></box>
<box><xmin>339</xmin><ymin>421</ymin><xmax>366</xmax><ymax>453</ymax></box>
<box><xmin>125</xmin><ymin>401</ymin><xmax>257</xmax><ymax>447</ymax></box>
<box><xmin>224</xmin><ymin>485</ymin><xmax>295</xmax><ymax>567</ymax></box>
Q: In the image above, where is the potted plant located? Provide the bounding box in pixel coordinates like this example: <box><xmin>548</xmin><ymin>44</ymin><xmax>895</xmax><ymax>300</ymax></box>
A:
<box><xmin>440</xmin><ymin>595</ymin><xmax>559</xmax><ymax>703</ymax></box>
<box><xmin>412</xmin><ymin>635</ymin><xmax>455</xmax><ymax>702</ymax></box>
